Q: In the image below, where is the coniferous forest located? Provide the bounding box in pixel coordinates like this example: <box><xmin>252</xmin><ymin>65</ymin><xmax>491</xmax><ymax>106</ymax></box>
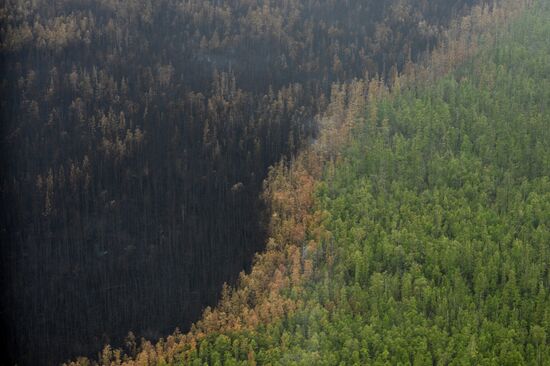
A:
<box><xmin>1</xmin><ymin>0</ymin><xmax>549</xmax><ymax>365</ymax></box>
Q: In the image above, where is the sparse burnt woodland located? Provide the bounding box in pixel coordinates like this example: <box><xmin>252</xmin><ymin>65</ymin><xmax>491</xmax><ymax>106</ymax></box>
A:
<box><xmin>0</xmin><ymin>0</ymin><xmax>482</xmax><ymax>364</ymax></box>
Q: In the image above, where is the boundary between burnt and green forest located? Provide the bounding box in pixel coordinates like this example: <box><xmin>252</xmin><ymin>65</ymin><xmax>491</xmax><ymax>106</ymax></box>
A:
<box><xmin>66</xmin><ymin>0</ymin><xmax>538</xmax><ymax>364</ymax></box>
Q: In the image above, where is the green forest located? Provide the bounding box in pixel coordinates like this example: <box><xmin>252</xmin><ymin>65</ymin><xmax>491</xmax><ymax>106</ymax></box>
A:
<box><xmin>295</xmin><ymin>5</ymin><xmax>550</xmax><ymax>363</ymax></box>
<box><xmin>68</xmin><ymin>1</ymin><xmax>550</xmax><ymax>364</ymax></box>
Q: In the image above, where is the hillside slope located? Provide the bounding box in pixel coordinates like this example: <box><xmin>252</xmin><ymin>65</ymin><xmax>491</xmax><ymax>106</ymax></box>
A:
<box><xmin>0</xmin><ymin>1</ymin><xmax>487</xmax><ymax>364</ymax></box>
<box><xmin>0</xmin><ymin>0</ymin><xmax>490</xmax><ymax>364</ymax></box>
<box><xmin>68</xmin><ymin>0</ymin><xmax>549</xmax><ymax>365</ymax></box>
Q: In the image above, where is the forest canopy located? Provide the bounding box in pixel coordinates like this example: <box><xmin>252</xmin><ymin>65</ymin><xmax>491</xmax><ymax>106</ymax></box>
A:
<box><xmin>0</xmin><ymin>0</ymin><xmax>539</xmax><ymax>365</ymax></box>
<box><xmin>61</xmin><ymin>0</ymin><xmax>549</xmax><ymax>364</ymax></box>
